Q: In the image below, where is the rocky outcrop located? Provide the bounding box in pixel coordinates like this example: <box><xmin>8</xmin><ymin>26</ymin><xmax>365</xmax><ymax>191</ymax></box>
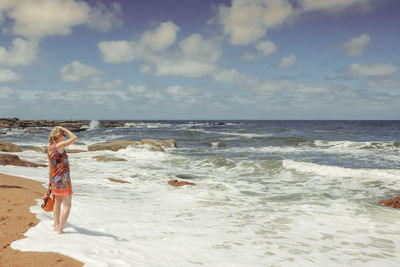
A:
<box><xmin>0</xmin><ymin>141</ymin><xmax>23</xmax><ymax>152</ymax></box>
<box><xmin>92</xmin><ymin>156</ymin><xmax>127</xmax><ymax>162</ymax></box>
<box><xmin>23</xmin><ymin>146</ymin><xmax>47</xmax><ymax>153</ymax></box>
<box><xmin>379</xmin><ymin>196</ymin><xmax>400</xmax><ymax>208</ymax></box>
<box><xmin>88</xmin><ymin>140</ymin><xmax>139</xmax><ymax>151</ymax></box>
<box><xmin>0</xmin><ymin>118</ymin><xmax>87</xmax><ymax>130</ymax></box>
<box><xmin>107</xmin><ymin>178</ymin><xmax>131</xmax><ymax>184</ymax></box>
<box><xmin>140</xmin><ymin>139</ymin><xmax>177</xmax><ymax>152</ymax></box>
<box><xmin>66</xmin><ymin>149</ymin><xmax>87</xmax><ymax>154</ymax></box>
<box><xmin>0</xmin><ymin>154</ymin><xmax>46</xmax><ymax>167</ymax></box>
<box><xmin>168</xmin><ymin>179</ymin><xmax>196</xmax><ymax>187</ymax></box>
<box><xmin>0</xmin><ymin>118</ymin><xmax>133</xmax><ymax>130</ymax></box>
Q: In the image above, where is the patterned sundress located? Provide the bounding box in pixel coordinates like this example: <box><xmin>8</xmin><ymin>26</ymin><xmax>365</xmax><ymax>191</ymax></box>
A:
<box><xmin>48</xmin><ymin>144</ymin><xmax>72</xmax><ymax>196</ymax></box>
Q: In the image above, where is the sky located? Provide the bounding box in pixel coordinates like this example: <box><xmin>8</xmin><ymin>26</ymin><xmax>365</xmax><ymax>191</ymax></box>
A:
<box><xmin>0</xmin><ymin>0</ymin><xmax>399</xmax><ymax>120</ymax></box>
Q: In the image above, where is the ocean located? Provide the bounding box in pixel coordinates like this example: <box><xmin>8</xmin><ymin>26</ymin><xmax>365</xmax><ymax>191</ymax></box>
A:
<box><xmin>1</xmin><ymin>120</ymin><xmax>400</xmax><ymax>266</ymax></box>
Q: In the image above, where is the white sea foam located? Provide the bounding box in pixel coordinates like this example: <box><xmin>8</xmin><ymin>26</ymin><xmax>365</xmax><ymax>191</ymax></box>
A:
<box><xmin>282</xmin><ymin>159</ymin><xmax>400</xmax><ymax>181</ymax></box>
<box><xmin>313</xmin><ymin>140</ymin><xmax>400</xmax><ymax>151</ymax></box>
<box><xmin>3</xmin><ymin>139</ymin><xmax>400</xmax><ymax>266</ymax></box>
<box><xmin>124</xmin><ymin>122</ymin><xmax>173</xmax><ymax>129</ymax></box>
<box><xmin>88</xmin><ymin>120</ymin><xmax>100</xmax><ymax>130</ymax></box>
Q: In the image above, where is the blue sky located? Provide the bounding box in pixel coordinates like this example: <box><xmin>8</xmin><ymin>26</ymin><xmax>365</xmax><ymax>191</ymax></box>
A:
<box><xmin>0</xmin><ymin>0</ymin><xmax>399</xmax><ymax>120</ymax></box>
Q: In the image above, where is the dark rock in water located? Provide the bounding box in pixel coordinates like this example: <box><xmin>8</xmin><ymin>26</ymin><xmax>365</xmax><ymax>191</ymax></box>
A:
<box><xmin>176</xmin><ymin>174</ymin><xmax>195</xmax><ymax>180</ymax></box>
<box><xmin>207</xmin><ymin>142</ymin><xmax>228</xmax><ymax>147</ymax></box>
<box><xmin>69</xmin><ymin>128</ymin><xmax>87</xmax><ymax>132</ymax></box>
<box><xmin>23</xmin><ymin>146</ymin><xmax>47</xmax><ymax>153</ymax></box>
<box><xmin>379</xmin><ymin>196</ymin><xmax>400</xmax><ymax>208</ymax></box>
<box><xmin>74</xmin><ymin>141</ymin><xmax>86</xmax><ymax>145</ymax></box>
<box><xmin>100</xmin><ymin>121</ymin><xmax>131</xmax><ymax>128</ymax></box>
<box><xmin>140</xmin><ymin>139</ymin><xmax>177</xmax><ymax>152</ymax></box>
<box><xmin>0</xmin><ymin>118</ymin><xmax>133</xmax><ymax>130</ymax></box>
<box><xmin>107</xmin><ymin>178</ymin><xmax>131</xmax><ymax>184</ymax></box>
<box><xmin>0</xmin><ymin>153</ymin><xmax>46</xmax><ymax>167</ymax></box>
<box><xmin>88</xmin><ymin>140</ymin><xmax>139</xmax><ymax>151</ymax></box>
<box><xmin>168</xmin><ymin>179</ymin><xmax>196</xmax><ymax>187</ymax></box>
<box><xmin>0</xmin><ymin>140</ymin><xmax>23</xmax><ymax>152</ymax></box>
<box><xmin>66</xmin><ymin>149</ymin><xmax>87</xmax><ymax>154</ymax></box>
<box><xmin>92</xmin><ymin>156</ymin><xmax>127</xmax><ymax>161</ymax></box>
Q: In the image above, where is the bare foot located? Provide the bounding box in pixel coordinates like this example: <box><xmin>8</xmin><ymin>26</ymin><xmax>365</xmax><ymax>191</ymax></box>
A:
<box><xmin>57</xmin><ymin>229</ymin><xmax>63</xmax><ymax>234</ymax></box>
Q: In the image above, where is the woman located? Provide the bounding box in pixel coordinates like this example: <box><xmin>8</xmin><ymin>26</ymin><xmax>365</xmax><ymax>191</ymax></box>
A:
<box><xmin>48</xmin><ymin>126</ymin><xmax>77</xmax><ymax>234</ymax></box>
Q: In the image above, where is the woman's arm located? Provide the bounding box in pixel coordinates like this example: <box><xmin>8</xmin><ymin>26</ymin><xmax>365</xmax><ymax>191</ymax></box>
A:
<box><xmin>55</xmin><ymin>126</ymin><xmax>78</xmax><ymax>153</ymax></box>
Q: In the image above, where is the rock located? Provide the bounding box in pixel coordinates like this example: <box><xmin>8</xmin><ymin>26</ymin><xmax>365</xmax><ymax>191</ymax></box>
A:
<box><xmin>0</xmin><ymin>140</ymin><xmax>23</xmax><ymax>152</ymax></box>
<box><xmin>92</xmin><ymin>156</ymin><xmax>127</xmax><ymax>162</ymax></box>
<box><xmin>0</xmin><ymin>118</ymin><xmax>134</xmax><ymax>130</ymax></box>
<box><xmin>100</xmin><ymin>121</ymin><xmax>130</xmax><ymax>128</ymax></box>
<box><xmin>24</xmin><ymin>146</ymin><xmax>47</xmax><ymax>153</ymax></box>
<box><xmin>379</xmin><ymin>196</ymin><xmax>400</xmax><ymax>208</ymax></box>
<box><xmin>168</xmin><ymin>179</ymin><xmax>196</xmax><ymax>187</ymax></box>
<box><xmin>0</xmin><ymin>153</ymin><xmax>46</xmax><ymax>167</ymax></box>
<box><xmin>74</xmin><ymin>142</ymin><xmax>85</xmax><ymax>145</ymax></box>
<box><xmin>140</xmin><ymin>139</ymin><xmax>177</xmax><ymax>152</ymax></box>
<box><xmin>208</xmin><ymin>142</ymin><xmax>227</xmax><ymax>147</ymax></box>
<box><xmin>107</xmin><ymin>178</ymin><xmax>131</xmax><ymax>184</ymax></box>
<box><xmin>66</xmin><ymin>149</ymin><xmax>87</xmax><ymax>153</ymax></box>
<box><xmin>88</xmin><ymin>140</ymin><xmax>139</xmax><ymax>151</ymax></box>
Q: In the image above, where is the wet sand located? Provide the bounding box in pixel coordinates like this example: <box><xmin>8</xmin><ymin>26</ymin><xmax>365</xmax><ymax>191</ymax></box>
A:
<box><xmin>0</xmin><ymin>172</ymin><xmax>83</xmax><ymax>267</ymax></box>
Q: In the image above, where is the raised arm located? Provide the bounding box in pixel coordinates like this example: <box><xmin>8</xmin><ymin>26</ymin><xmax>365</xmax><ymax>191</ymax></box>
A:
<box><xmin>55</xmin><ymin>126</ymin><xmax>78</xmax><ymax>153</ymax></box>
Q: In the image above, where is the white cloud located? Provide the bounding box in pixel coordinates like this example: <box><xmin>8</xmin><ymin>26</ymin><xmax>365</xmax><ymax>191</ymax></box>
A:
<box><xmin>87</xmin><ymin>77</ymin><xmax>124</xmax><ymax>90</ymax></box>
<box><xmin>278</xmin><ymin>54</ymin><xmax>296</xmax><ymax>68</ymax></box>
<box><xmin>240</xmin><ymin>52</ymin><xmax>261</xmax><ymax>61</ymax></box>
<box><xmin>241</xmin><ymin>40</ymin><xmax>278</xmax><ymax>61</ymax></box>
<box><xmin>154</xmin><ymin>33</ymin><xmax>221</xmax><ymax>77</ymax></box>
<box><xmin>9</xmin><ymin>0</ymin><xmax>89</xmax><ymax>37</ymax></box>
<box><xmin>1</xmin><ymin>0</ymin><xmax>123</xmax><ymax>38</ymax></box>
<box><xmin>0</xmin><ymin>38</ymin><xmax>38</xmax><ymax>67</ymax></box>
<box><xmin>217</xmin><ymin>0</ymin><xmax>294</xmax><ymax>45</ymax></box>
<box><xmin>87</xmin><ymin>2</ymin><xmax>122</xmax><ymax>32</ymax></box>
<box><xmin>300</xmin><ymin>0</ymin><xmax>374</xmax><ymax>13</ymax></box>
<box><xmin>341</xmin><ymin>33</ymin><xmax>371</xmax><ymax>56</ymax></box>
<box><xmin>139</xmin><ymin>21</ymin><xmax>180</xmax><ymax>52</ymax></box>
<box><xmin>256</xmin><ymin>40</ymin><xmax>278</xmax><ymax>56</ymax></box>
<box><xmin>98</xmin><ymin>40</ymin><xmax>136</xmax><ymax>64</ymax></box>
<box><xmin>366</xmin><ymin>78</ymin><xmax>400</xmax><ymax>88</ymax></box>
<box><xmin>60</xmin><ymin>61</ymin><xmax>101</xmax><ymax>82</ymax></box>
<box><xmin>98</xmin><ymin>21</ymin><xmax>180</xmax><ymax>64</ymax></box>
<box><xmin>155</xmin><ymin>61</ymin><xmax>217</xmax><ymax>77</ymax></box>
<box><xmin>166</xmin><ymin>85</ymin><xmax>199</xmax><ymax>96</ymax></box>
<box><xmin>216</xmin><ymin>0</ymin><xmax>378</xmax><ymax>46</ymax></box>
<box><xmin>0</xmin><ymin>69</ymin><xmax>18</xmax><ymax>82</ymax></box>
<box><xmin>0</xmin><ymin>86</ymin><xmax>14</xmax><ymax>99</ymax></box>
<box><xmin>127</xmin><ymin>85</ymin><xmax>148</xmax><ymax>94</ymax></box>
<box><xmin>99</xmin><ymin>26</ymin><xmax>221</xmax><ymax>78</ymax></box>
<box><xmin>213</xmin><ymin>69</ymin><xmax>258</xmax><ymax>86</ymax></box>
<box><xmin>348</xmin><ymin>63</ymin><xmax>397</xmax><ymax>77</ymax></box>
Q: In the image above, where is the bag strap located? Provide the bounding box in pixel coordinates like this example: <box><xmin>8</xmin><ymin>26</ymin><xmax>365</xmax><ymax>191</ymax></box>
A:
<box><xmin>46</xmin><ymin>183</ymin><xmax>52</xmax><ymax>197</ymax></box>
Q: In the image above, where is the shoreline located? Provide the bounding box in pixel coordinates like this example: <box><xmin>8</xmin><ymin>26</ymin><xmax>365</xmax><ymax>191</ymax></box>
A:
<box><xmin>0</xmin><ymin>172</ymin><xmax>83</xmax><ymax>266</ymax></box>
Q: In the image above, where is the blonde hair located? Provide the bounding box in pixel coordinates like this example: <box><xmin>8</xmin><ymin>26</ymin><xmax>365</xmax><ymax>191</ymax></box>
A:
<box><xmin>49</xmin><ymin>127</ymin><xmax>65</xmax><ymax>144</ymax></box>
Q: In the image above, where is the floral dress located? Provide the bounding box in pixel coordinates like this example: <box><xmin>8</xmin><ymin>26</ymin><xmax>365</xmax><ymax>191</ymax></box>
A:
<box><xmin>48</xmin><ymin>144</ymin><xmax>72</xmax><ymax>196</ymax></box>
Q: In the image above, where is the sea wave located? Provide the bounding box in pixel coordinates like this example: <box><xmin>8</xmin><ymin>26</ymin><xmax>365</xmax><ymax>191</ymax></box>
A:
<box><xmin>282</xmin><ymin>159</ymin><xmax>400</xmax><ymax>180</ymax></box>
<box><xmin>311</xmin><ymin>140</ymin><xmax>400</xmax><ymax>151</ymax></box>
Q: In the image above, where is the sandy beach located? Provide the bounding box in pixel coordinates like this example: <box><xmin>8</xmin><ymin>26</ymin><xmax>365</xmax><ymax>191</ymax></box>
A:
<box><xmin>0</xmin><ymin>172</ymin><xmax>82</xmax><ymax>267</ymax></box>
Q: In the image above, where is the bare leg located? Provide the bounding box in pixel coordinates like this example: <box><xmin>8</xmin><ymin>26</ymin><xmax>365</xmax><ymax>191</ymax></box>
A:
<box><xmin>58</xmin><ymin>195</ymin><xmax>72</xmax><ymax>234</ymax></box>
<box><xmin>53</xmin><ymin>196</ymin><xmax>63</xmax><ymax>231</ymax></box>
